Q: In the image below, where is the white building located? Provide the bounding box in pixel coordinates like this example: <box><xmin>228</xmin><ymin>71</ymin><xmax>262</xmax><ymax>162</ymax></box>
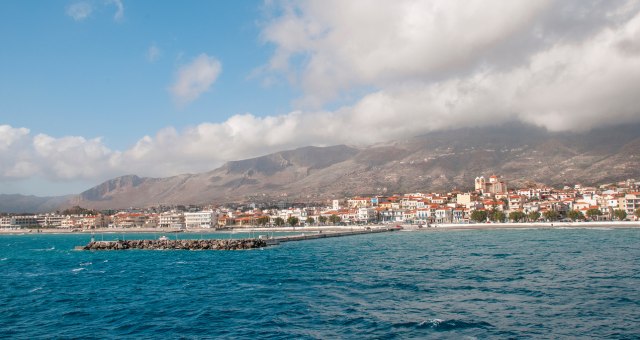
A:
<box><xmin>159</xmin><ymin>212</ymin><xmax>185</xmax><ymax>228</ymax></box>
<box><xmin>357</xmin><ymin>208</ymin><xmax>375</xmax><ymax>222</ymax></box>
<box><xmin>624</xmin><ymin>193</ymin><xmax>640</xmax><ymax>217</ymax></box>
<box><xmin>456</xmin><ymin>193</ymin><xmax>473</xmax><ymax>208</ymax></box>
<box><xmin>36</xmin><ymin>214</ymin><xmax>64</xmax><ymax>227</ymax></box>
<box><xmin>0</xmin><ymin>217</ymin><xmax>11</xmax><ymax>228</ymax></box>
<box><xmin>0</xmin><ymin>215</ymin><xmax>39</xmax><ymax>228</ymax></box>
<box><xmin>184</xmin><ymin>210</ymin><xmax>217</xmax><ymax>228</ymax></box>
<box><xmin>332</xmin><ymin>200</ymin><xmax>340</xmax><ymax>210</ymax></box>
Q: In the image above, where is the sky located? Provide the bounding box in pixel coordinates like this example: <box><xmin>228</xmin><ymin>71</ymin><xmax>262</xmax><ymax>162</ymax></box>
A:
<box><xmin>2</xmin><ymin>0</ymin><xmax>640</xmax><ymax>196</ymax></box>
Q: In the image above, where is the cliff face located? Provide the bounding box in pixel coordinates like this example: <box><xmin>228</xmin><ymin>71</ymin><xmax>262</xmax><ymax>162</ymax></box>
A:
<box><xmin>78</xmin><ymin>175</ymin><xmax>146</xmax><ymax>201</ymax></box>
<box><xmin>4</xmin><ymin>122</ymin><xmax>640</xmax><ymax>212</ymax></box>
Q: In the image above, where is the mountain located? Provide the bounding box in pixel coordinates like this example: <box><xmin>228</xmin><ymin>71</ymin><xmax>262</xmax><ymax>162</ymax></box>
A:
<box><xmin>3</xmin><ymin>122</ymin><xmax>640</xmax><ymax>212</ymax></box>
<box><xmin>0</xmin><ymin>194</ymin><xmax>72</xmax><ymax>214</ymax></box>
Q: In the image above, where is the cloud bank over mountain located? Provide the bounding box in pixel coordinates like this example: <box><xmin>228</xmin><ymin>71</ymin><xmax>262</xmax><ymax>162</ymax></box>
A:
<box><xmin>3</xmin><ymin>0</ymin><xmax>640</xmax><ymax>193</ymax></box>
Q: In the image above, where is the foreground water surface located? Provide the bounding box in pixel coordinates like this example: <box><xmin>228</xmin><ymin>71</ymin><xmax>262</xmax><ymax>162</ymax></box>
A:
<box><xmin>1</xmin><ymin>228</ymin><xmax>639</xmax><ymax>339</ymax></box>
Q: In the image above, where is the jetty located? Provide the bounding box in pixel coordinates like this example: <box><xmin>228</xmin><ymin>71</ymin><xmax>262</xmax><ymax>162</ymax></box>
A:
<box><xmin>263</xmin><ymin>226</ymin><xmax>399</xmax><ymax>246</ymax></box>
<box><xmin>75</xmin><ymin>227</ymin><xmax>400</xmax><ymax>251</ymax></box>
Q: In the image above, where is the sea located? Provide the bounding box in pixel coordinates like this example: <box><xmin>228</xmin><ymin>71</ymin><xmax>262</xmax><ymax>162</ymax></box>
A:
<box><xmin>1</xmin><ymin>228</ymin><xmax>639</xmax><ymax>339</ymax></box>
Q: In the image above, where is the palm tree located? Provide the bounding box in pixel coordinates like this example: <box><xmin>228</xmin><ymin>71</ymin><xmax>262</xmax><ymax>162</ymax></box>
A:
<box><xmin>613</xmin><ymin>209</ymin><xmax>627</xmax><ymax>221</ymax></box>
<box><xmin>586</xmin><ymin>208</ymin><xmax>602</xmax><ymax>220</ymax></box>
<box><xmin>318</xmin><ymin>216</ymin><xmax>328</xmax><ymax>225</ymax></box>
<box><xmin>470</xmin><ymin>210</ymin><xmax>487</xmax><ymax>223</ymax></box>
<box><xmin>543</xmin><ymin>210</ymin><xmax>559</xmax><ymax>221</ymax></box>
<box><xmin>257</xmin><ymin>216</ymin><xmax>270</xmax><ymax>226</ymax></box>
<box><xmin>328</xmin><ymin>214</ymin><xmax>341</xmax><ymax>225</ymax></box>
<box><xmin>528</xmin><ymin>211</ymin><xmax>541</xmax><ymax>222</ymax></box>
<box><xmin>287</xmin><ymin>216</ymin><xmax>299</xmax><ymax>227</ymax></box>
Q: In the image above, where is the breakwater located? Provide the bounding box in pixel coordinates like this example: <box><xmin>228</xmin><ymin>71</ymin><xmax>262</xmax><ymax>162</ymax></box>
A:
<box><xmin>267</xmin><ymin>227</ymin><xmax>399</xmax><ymax>245</ymax></box>
<box><xmin>77</xmin><ymin>227</ymin><xmax>399</xmax><ymax>250</ymax></box>
<box><xmin>79</xmin><ymin>238</ymin><xmax>267</xmax><ymax>251</ymax></box>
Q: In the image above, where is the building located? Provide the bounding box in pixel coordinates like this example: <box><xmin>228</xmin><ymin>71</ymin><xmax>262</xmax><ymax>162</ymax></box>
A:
<box><xmin>332</xmin><ymin>200</ymin><xmax>340</xmax><ymax>210</ymax></box>
<box><xmin>475</xmin><ymin>175</ymin><xmax>508</xmax><ymax>194</ymax></box>
<box><xmin>624</xmin><ymin>193</ymin><xmax>640</xmax><ymax>217</ymax></box>
<box><xmin>456</xmin><ymin>193</ymin><xmax>473</xmax><ymax>208</ymax></box>
<box><xmin>159</xmin><ymin>212</ymin><xmax>185</xmax><ymax>228</ymax></box>
<box><xmin>357</xmin><ymin>208</ymin><xmax>376</xmax><ymax>222</ymax></box>
<box><xmin>36</xmin><ymin>214</ymin><xmax>64</xmax><ymax>228</ymax></box>
<box><xmin>184</xmin><ymin>210</ymin><xmax>217</xmax><ymax>228</ymax></box>
<box><xmin>0</xmin><ymin>215</ymin><xmax>39</xmax><ymax>228</ymax></box>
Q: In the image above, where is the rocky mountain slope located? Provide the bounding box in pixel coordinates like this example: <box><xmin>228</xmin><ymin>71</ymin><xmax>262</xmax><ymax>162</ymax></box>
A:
<box><xmin>0</xmin><ymin>194</ymin><xmax>72</xmax><ymax>214</ymax></box>
<box><xmin>3</xmin><ymin>122</ymin><xmax>640</xmax><ymax>212</ymax></box>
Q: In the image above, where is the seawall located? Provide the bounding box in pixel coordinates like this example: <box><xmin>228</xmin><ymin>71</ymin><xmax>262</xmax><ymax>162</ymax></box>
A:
<box><xmin>79</xmin><ymin>238</ymin><xmax>267</xmax><ymax>251</ymax></box>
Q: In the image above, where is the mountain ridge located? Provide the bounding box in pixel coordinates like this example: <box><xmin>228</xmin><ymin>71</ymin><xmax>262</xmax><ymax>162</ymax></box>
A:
<box><xmin>2</xmin><ymin>122</ymin><xmax>640</xmax><ymax>212</ymax></box>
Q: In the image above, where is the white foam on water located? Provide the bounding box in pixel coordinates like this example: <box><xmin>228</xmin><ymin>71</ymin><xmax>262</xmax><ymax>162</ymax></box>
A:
<box><xmin>421</xmin><ymin>319</ymin><xmax>444</xmax><ymax>327</ymax></box>
<box><xmin>32</xmin><ymin>246</ymin><xmax>55</xmax><ymax>252</ymax></box>
<box><xmin>0</xmin><ymin>258</ymin><xmax>7</xmax><ymax>261</ymax></box>
<box><xmin>29</xmin><ymin>287</ymin><xmax>43</xmax><ymax>293</ymax></box>
<box><xmin>71</xmin><ymin>268</ymin><xmax>85</xmax><ymax>272</ymax></box>
<box><xmin>80</xmin><ymin>262</ymin><xmax>92</xmax><ymax>266</ymax></box>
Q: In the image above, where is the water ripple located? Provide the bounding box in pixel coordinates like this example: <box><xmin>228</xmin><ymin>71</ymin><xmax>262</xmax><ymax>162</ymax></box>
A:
<box><xmin>0</xmin><ymin>230</ymin><xmax>638</xmax><ymax>338</ymax></box>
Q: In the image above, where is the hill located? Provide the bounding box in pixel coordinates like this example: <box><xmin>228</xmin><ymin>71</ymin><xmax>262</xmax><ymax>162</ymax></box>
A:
<box><xmin>3</xmin><ymin>122</ymin><xmax>640</xmax><ymax>212</ymax></box>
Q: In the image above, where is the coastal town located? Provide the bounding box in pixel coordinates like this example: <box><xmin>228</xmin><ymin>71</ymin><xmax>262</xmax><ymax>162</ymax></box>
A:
<box><xmin>2</xmin><ymin>175</ymin><xmax>640</xmax><ymax>230</ymax></box>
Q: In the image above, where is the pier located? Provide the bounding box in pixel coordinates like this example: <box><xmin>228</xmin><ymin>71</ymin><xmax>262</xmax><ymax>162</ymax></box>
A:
<box><xmin>76</xmin><ymin>227</ymin><xmax>400</xmax><ymax>250</ymax></box>
<box><xmin>264</xmin><ymin>226</ymin><xmax>400</xmax><ymax>246</ymax></box>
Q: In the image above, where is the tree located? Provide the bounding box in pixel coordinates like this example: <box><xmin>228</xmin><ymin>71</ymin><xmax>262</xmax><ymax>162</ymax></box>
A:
<box><xmin>470</xmin><ymin>210</ymin><xmax>487</xmax><ymax>223</ymax></box>
<box><xmin>613</xmin><ymin>209</ymin><xmax>627</xmax><ymax>221</ymax></box>
<box><xmin>306</xmin><ymin>217</ymin><xmax>315</xmax><ymax>225</ymax></box>
<box><xmin>566</xmin><ymin>210</ymin><xmax>585</xmax><ymax>221</ymax></box>
<box><xmin>492</xmin><ymin>211</ymin><xmax>506</xmax><ymax>223</ymax></box>
<box><xmin>256</xmin><ymin>216</ymin><xmax>270</xmax><ymax>226</ymax></box>
<box><xmin>635</xmin><ymin>208</ymin><xmax>640</xmax><ymax>219</ymax></box>
<box><xmin>62</xmin><ymin>205</ymin><xmax>98</xmax><ymax>216</ymax></box>
<box><xmin>487</xmin><ymin>208</ymin><xmax>497</xmax><ymax>221</ymax></box>
<box><xmin>586</xmin><ymin>208</ymin><xmax>603</xmax><ymax>220</ymax></box>
<box><xmin>543</xmin><ymin>210</ymin><xmax>560</xmax><ymax>221</ymax></box>
<box><xmin>328</xmin><ymin>214</ymin><xmax>341</xmax><ymax>225</ymax></box>
<box><xmin>528</xmin><ymin>211</ymin><xmax>541</xmax><ymax>222</ymax></box>
<box><xmin>287</xmin><ymin>216</ymin><xmax>299</xmax><ymax>227</ymax></box>
<box><xmin>508</xmin><ymin>211</ymin><xmax>526</xmax><ymax>222</ymax></box>
<box><xmin>274</xmin><ymin>217</ymin><xmax>285</xmax><ymax>226</ymax></box>
<box><xmin>318</xmin><ymin>215</ymin><xmax>328</xmax><ymax>225</ymax></box>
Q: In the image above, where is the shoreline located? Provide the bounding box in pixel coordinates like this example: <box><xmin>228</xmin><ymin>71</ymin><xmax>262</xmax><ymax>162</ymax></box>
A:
<box><xmin>416</xmin><ymin>221</ymin><xmax>640</xmax><ymax>231</ymax></box>
<box><xmin>1</xmin><ymin>221</ymin><xmax>639</xmax><ymax>235</ymax></box>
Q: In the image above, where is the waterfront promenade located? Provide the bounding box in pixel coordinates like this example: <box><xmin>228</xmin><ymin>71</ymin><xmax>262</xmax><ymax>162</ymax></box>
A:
<box><xmin>1</xmin><ymin>221</ymin><xmax>639</xmax><ymax>235</ymax></box>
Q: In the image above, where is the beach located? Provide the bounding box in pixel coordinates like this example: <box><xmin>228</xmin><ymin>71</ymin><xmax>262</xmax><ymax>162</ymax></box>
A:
<box><xmin>1</xmin><ymin>221</ymin><xmax>639</xmax><ymax>234</ymax></box>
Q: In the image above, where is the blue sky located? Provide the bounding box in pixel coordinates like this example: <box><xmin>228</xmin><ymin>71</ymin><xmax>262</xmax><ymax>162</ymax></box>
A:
<box><xmin>2</xmin><ymin>1</ymin><xmax>640</xmax><ymax>196</ymax></box>
<box><xmin>1</xmin><ymin>1</ymin><xmax>292</xmax><ymax>150</ymax></box>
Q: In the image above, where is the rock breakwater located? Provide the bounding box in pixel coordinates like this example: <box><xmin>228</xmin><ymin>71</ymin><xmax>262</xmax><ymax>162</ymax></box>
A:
<box><xmin>81</xmin><ymin>239</ymin><xmax>267</xmax><ymax>251</ymax></box>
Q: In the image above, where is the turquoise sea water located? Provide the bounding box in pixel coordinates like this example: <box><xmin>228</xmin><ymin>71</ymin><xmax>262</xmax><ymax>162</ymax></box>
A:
<box><xmin>1</xmin><ymin>228</ymin><xmax>639</xmax><ymax>339</ymax></box>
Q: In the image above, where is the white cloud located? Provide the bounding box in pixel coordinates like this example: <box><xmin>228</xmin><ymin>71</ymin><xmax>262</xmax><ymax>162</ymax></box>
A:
<box><xmin>5</xmin><ymin>0</ymin><xmax>640</xmax><ymax>191</ymax></box>
<box><xmin>66</xmin><ymin>2</ymin><xmax>93</xmax><ymax>21</ymax></box>
<box><xmin>147</xmin><ymin>43</ymin><xmax>160</xmax><ymax>62</ymax></box>
<box><xmin>169</xmin><ymin>54</ymin><xmax>222</xmax><ymax>106</ymax></box>
<box><xmin>262</xmin><ymin>0</ymin><xmax>554</xmax><ymax>106</ymax></box>
<box><xmin>32</xmin><ymin>134</ymin><xmax>114</xmax><ymax>180</ymax></box>
<box><xmin>259</xmin><ymin>0</ymin><xmax>640</xmax><ymax>130</ymax></box>
<box><xmin>107</xmin><ymin>0</ymin><xmax>124</xmax><ymax>21</ymax></box>
<box><xmin>0</xmin><ymin>125</ymin><xmax>29</xmax><ymax>151</ymax></box>
<box><xmin>66</xmin><ymin>0</ymin><xmax>123</xmax><ymax>22</ymax></box>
